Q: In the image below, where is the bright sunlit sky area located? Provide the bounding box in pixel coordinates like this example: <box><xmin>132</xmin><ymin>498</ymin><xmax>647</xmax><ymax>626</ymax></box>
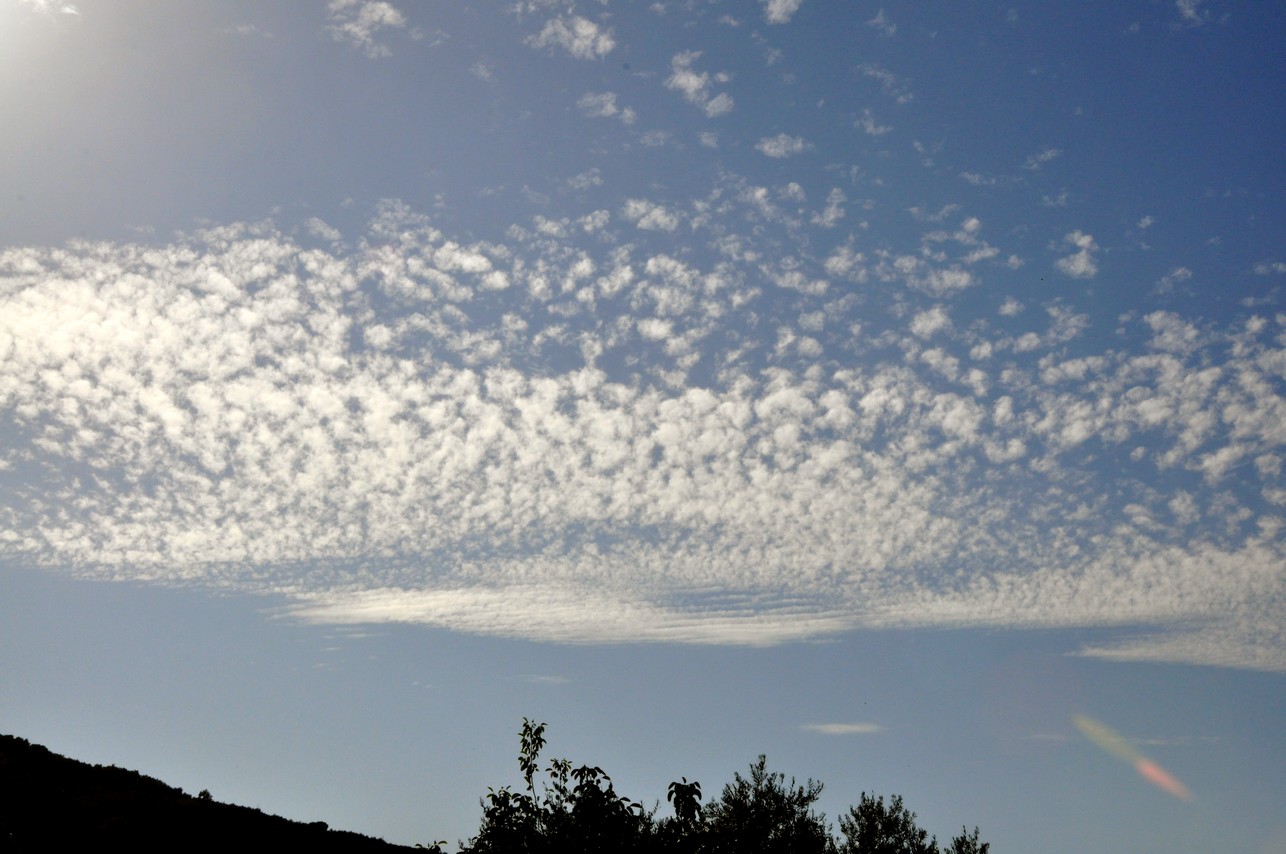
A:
<box><xmin>1</xmin><ymin>1</ymin><xmax>1283</xmax><ymax>851</ymax></box>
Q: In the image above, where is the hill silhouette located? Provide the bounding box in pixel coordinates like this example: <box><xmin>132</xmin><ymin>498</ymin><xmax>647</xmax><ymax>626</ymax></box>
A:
<box><xmin>0</xmin><ymin>733</ymin><xmax>418</xmax><ymax>852</ymax></box>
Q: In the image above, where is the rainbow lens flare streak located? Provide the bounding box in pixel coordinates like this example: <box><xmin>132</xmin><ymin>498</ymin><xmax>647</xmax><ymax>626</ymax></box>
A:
<box><xmin>1073</xmin><ymin>714</ymin><xmax>1193</xmax><ymax>802</ymax></box>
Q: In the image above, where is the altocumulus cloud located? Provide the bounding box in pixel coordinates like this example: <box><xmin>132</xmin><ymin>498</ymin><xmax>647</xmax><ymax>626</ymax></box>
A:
<box><xmin>0</xmin><ymin>187</ymin><xmax>1282</xmax><ymax>671</ymax></box>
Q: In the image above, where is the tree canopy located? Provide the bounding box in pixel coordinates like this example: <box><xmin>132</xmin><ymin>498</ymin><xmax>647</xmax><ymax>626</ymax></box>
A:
<box><xmin>456</xmin><ymin>721</ymin><xmax>987</xmax><ymax>854</ymax></box>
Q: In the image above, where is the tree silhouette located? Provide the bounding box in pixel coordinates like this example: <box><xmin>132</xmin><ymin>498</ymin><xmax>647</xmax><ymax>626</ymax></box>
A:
<box><xmin>461</xmin><ymin>720</ymin><xmax>652</xmax><ymax>854</ymax></box>
<box><xmin>701</xmin><ymin>755</ymin><xmax>831</xmax><ymax>854</ymax></box>
<box><xmin>667</xmin><ymin>777</ymin><xmax>702</xmax><ymax>827</ymax></box>
<box><xmin>837</xmin><ymin>792</ymin><xmax>937</xmax><ymax>854</ymax></box>
<box><xmin>458</xmin><ymin>721</ymin><xmax>988</xmax><ymax>854</ymax></box>
<box><xmin>943</xmin><ymin>826</ymin><xmax>989</xmax><ymax>854</ymax></box>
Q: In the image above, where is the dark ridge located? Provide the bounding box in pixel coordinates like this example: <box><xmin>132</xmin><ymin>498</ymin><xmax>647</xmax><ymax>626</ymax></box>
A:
<box><xmin>0</xmin><ymin>733</ymin><xmax>418</xmax><ymax>852</ymax></box>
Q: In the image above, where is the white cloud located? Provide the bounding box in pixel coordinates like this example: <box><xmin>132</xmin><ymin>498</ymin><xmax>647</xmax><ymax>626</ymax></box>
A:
<box><xmin>2</xmin><ymin>203</ymin><xmax>1282</xmax><ymax>673</ymax></box>
<box><xmin>527</xmin><ymin>15</ymin><xmax>615</xmax><ymax>60</ymax></box>
<box><xmin>622</xmin><ymin>198</ymin><xmax>681</xmax><ymax>231</ymax></box>
<box><xmin>577</xmin><ymin>92</ymin><xmax>637</xmax><ymax>124</ymax></box>
<box><xmin>665</xmin><ymin>52</ymin><xmax>735</xmax><ymax>117</ymax></box>
<box><xmin>999</xmin><ymin>297</ymin><xmax>1024</xmax><ymax>316</ymax></box>
<box><xmin>755</xmin><ymin>134</ymin><xmax>809</xmax><ymax>158</ymax></box>
<box><xmin>641</xmin><ymin>130</ymin><xmax>673</xmax><ymax>147</ymax></box>
<box><xmin>762</xmin><ymin>0</ymin><xmax>804</xmax><ymax>24</ymax></box>
<box><xmin>18</xmin><ymin>0</ymin><xmax>80</xmax><ymax>15</ymax></box>
<box><xmin>327</xmin><ymin>0</ymin><xmax>408</xmax><ymax>58</ymax></box>
<box><xmin>867</xmin><ymin>9</ymin><xmax>895</xmax><ymax>36</ymax></box>
<box><xmin>1055</xmin><ymin>231</ymin><xmax>1099</xmax><ymax>279</ymax></box>
<box><xmin>855</xmin><ymin>109</ymin><xmax>892</xmax><ymax>136</ymax></box>
<box><xmin>811</xmin><ymin>189</ymin><xmax>846</xmax><ymax>228</ymax></box>
<box><xmin>566</xmin><ymin>168</ymin><xmax>604</xmax><ymax>192</ymax></box>
<box><xmin>860</xmin><ymin>64</ymin><xmax>913</xmax><ymax>104</ymax></box>
<box><xmin>1253</xmin><ymin>261</ymin><xmax>1286</xmax><ymax>276</ymax></box>
<box><xmin>1155</xmin><ymin>266</ymin><xmax>1193</xmax><ymax>294</ymax></box>
<box><xmin>802</xmin><ymin>722</ymin><xmax>885</xmax><ymax>735</ymax></box>
<box><xmin>1176</xmin><ymin>0</ymin><xmax>1207</xmax><ymax>25</ymax></box>
<box><xmin>910</xmin><ymin>306</ymin><xmax>951</xmax><ymax>339</ymax></box>
<box><xmin>1023</xmin><ymin>147</ymin><xmax>1062</xmax><ymax>171</ymax></box>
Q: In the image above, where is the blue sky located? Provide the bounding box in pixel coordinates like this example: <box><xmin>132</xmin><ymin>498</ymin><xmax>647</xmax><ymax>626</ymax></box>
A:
<box><xmin>1</xmin><ymin>1</ymin><xmax>1283</xmax><ymax>850</ymax></box>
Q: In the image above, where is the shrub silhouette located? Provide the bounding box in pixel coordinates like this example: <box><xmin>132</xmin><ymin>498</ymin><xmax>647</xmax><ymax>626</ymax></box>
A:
<box><xmin>458</xmin><ymin>721</ymin><xmax>989</xmax><ymax>854</ymax></box>
<box><xmin>837</xmin><ymin>792</ymin><xmax>937</xmax><ymax>854</ymax></box>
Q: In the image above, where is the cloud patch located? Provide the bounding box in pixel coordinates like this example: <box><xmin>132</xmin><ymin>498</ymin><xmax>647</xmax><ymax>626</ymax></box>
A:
<box><xmin>527</xmin><ymin>15</ymin><xmax>615</xmax><ymax>60</ymax></box>
<box><xmin>327</xmin><ymin>0</ymin><xmax>409</xmax><ymax>58</ymax></box>
<box><xmin>666</xmin><ymin>51</ymin><xmax>735</xmax><ymax>117</ymax></box>
<box><xmin>801</xmin><ymin>722</ymin><xmax>885</xmax><ymax>735</ymax></box>
<box><xmin>756</xmin><ymin>134</ymin><xmax>809</xmax><ymax>158</ymax></box>
<box><xmin>762</xmin><ymin>0</ymin><xmax>804</xmax><ymax>24</ymax></box>
<box><xmin>1</xmin><ymin>198</ymin><xmax>1282</xmax><ymax>673</ymax></box>
<box><xmin>1055</xmin><ymin>231</ymin><xmax>1099</xmax><ymax>279</ymax></box>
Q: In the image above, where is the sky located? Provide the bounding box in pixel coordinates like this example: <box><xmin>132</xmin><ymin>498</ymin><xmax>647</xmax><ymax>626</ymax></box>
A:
<box><xmin>0</xmin><ymin>0</ymin><xmax>1283</xmax><ymax>850</ymax></box>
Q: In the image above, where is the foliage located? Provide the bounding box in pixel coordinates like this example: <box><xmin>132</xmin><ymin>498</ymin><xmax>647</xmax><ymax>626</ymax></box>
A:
<box><xmin>837</xmin><ymin>793</ymin><xmax>937</xmax><ymax>854</ymax></box>
<box><xmin>697</xmin><ymin>755</ymin><xmax>831</xmax><ymax>854</ymax></box>
<box><xmin>459</xmin><ymin>721</ymin><xmax>989</xmax><ymax>854</ymax></box>
<box><xmin>667</xmin><ymin>777</ymin><xmax>702</xmax><ymax>827</ymax></box>
<box><xmin>462</xmin><ymin>719</ymin><xmax>653</xmax><ymax>854</ymax></box>
<box><xmin>943</xmin><ymin>826</ymin><xmax>989</xmax><ymax>854</ymax></box>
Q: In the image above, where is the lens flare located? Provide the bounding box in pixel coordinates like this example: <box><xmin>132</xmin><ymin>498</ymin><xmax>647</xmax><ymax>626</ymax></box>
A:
<box><xmin>1073</xmin><ymin>714</ymin><xmax>1193</xmax><ymax>802</ymax></box>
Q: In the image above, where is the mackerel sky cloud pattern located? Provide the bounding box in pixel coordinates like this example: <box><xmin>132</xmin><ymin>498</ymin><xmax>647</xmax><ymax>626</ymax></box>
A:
<box><xmin>0</xmin><ymin>0</ymin><xmax>1282</xmax><ymax>675</ymax></box>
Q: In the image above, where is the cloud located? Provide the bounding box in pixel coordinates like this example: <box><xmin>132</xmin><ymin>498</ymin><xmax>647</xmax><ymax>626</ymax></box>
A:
<box><xmin>867</xmin><ymin>9</ymin><xmax>895</xmax><ymax>36</ymax></box>
<box><xmin>516</xmin><ymin>674</ymin><xmax>572</xmax><ymax>686</ymax></box>
<box><xmin>1023</xmin><ymin>147</ymin><xmax>1062</xmax><ymax>171</ymax></box>
<box><xmin>755</xmin><ymin>134</ymin><xmax>809</xmax><ymax>158</ymax></box>
<box><xmin>1176</xmin><ymin>0</ymin><xmax>1208</xmax><ymax>25</ymax></box>
<box><xmin>327</xmin><ymin>0</ymin><xmax>408</xmax><ymax>58</ymax></box>
<box><xmin>622</xmin><ymin>199</ymin><xmax>681</xmax><ymax>231</ymax></box>
<box><xmin>577</xmin><ymin>92</ymin><xmax>637</xmax><ymax>125</ymax></box>
<box><xmin>802</xmin><ymin>722</ymin><xmax>885</xmax><ymax>735</ymax></box>
<box><xmin>910</xmin><ymin>306</ymin><xmax>952</xmax><ymax>339</ymax></box>
<box><xmin>855</xmin><ymin>109</ymin><xmax>892</xmax><ymax>136</ymax></box>
<box><xmin>999</xmin><ymin>297</ymin><xmax>1024</xmax><ymax>316</ymax></box>
<box><xmin>1155</xmin><ymin>266</ymin><xmax>1193</xmax><ymax>294</ymax></box>
<box><xmin>1055</xmin><ymin>231</ymin><xmax>1099</xmax><ymax>279</ymax></box>
<box><xmin>1</xmin><ymin>199</ymin><xmax>1282</xmax><ymax>672</ymax></box>
<box><xmin>860</xmin><ymin>64</ymin><xmax>913</xmax><ymax>104</ymax></box>
<box><xmin>762</xmin><ymin>0</ymin><xmax>804</xmax><ymax>24</ymax></box>
<box><xmin>666</xmin><ymin>51</ymin><xmax>735</xmax><ymax>117</ymax></box>
<box><xmin>811</xmin><ymin>189</ymin><xmax>846</xmax><ymax>228</ymax></box>
<box><xmin>527</xmin><ymin>15</ymin><xmax>615</xmax><ymax>60</ymax></box>
<box><xmin>18</xmin><ymin>0</ymin><xmax>80</xmax><ymax>15</ymax></box>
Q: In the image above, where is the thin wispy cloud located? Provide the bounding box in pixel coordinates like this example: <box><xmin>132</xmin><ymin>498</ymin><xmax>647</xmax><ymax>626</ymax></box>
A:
<box><xmin>855</xmin><ymin>109</ymin><xmax>892</xmax><ymax>136</ymax></box>
<box><xmin>859</xmin><ymin>64</ymin><xmax>914</xmax><ymax>104</ymax></box>
<box><xmin>867</xmin><ymin>9</ymin><xmax>896</xmax><ymax>37</ymax></box>
<box><xmin>1176</xmin><ymin>0</ymin><xmax>1208</xmax><ymax>26</ymax></box>
<box><xmin>802</xmin><ymin>723</ymin><xmax>885</xmax><ymax>735</ymax></box>
<box><xmin>1023</xmin><ymin>147</ymin><xmax>1063</xmax><ymax>171</ymax></box>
